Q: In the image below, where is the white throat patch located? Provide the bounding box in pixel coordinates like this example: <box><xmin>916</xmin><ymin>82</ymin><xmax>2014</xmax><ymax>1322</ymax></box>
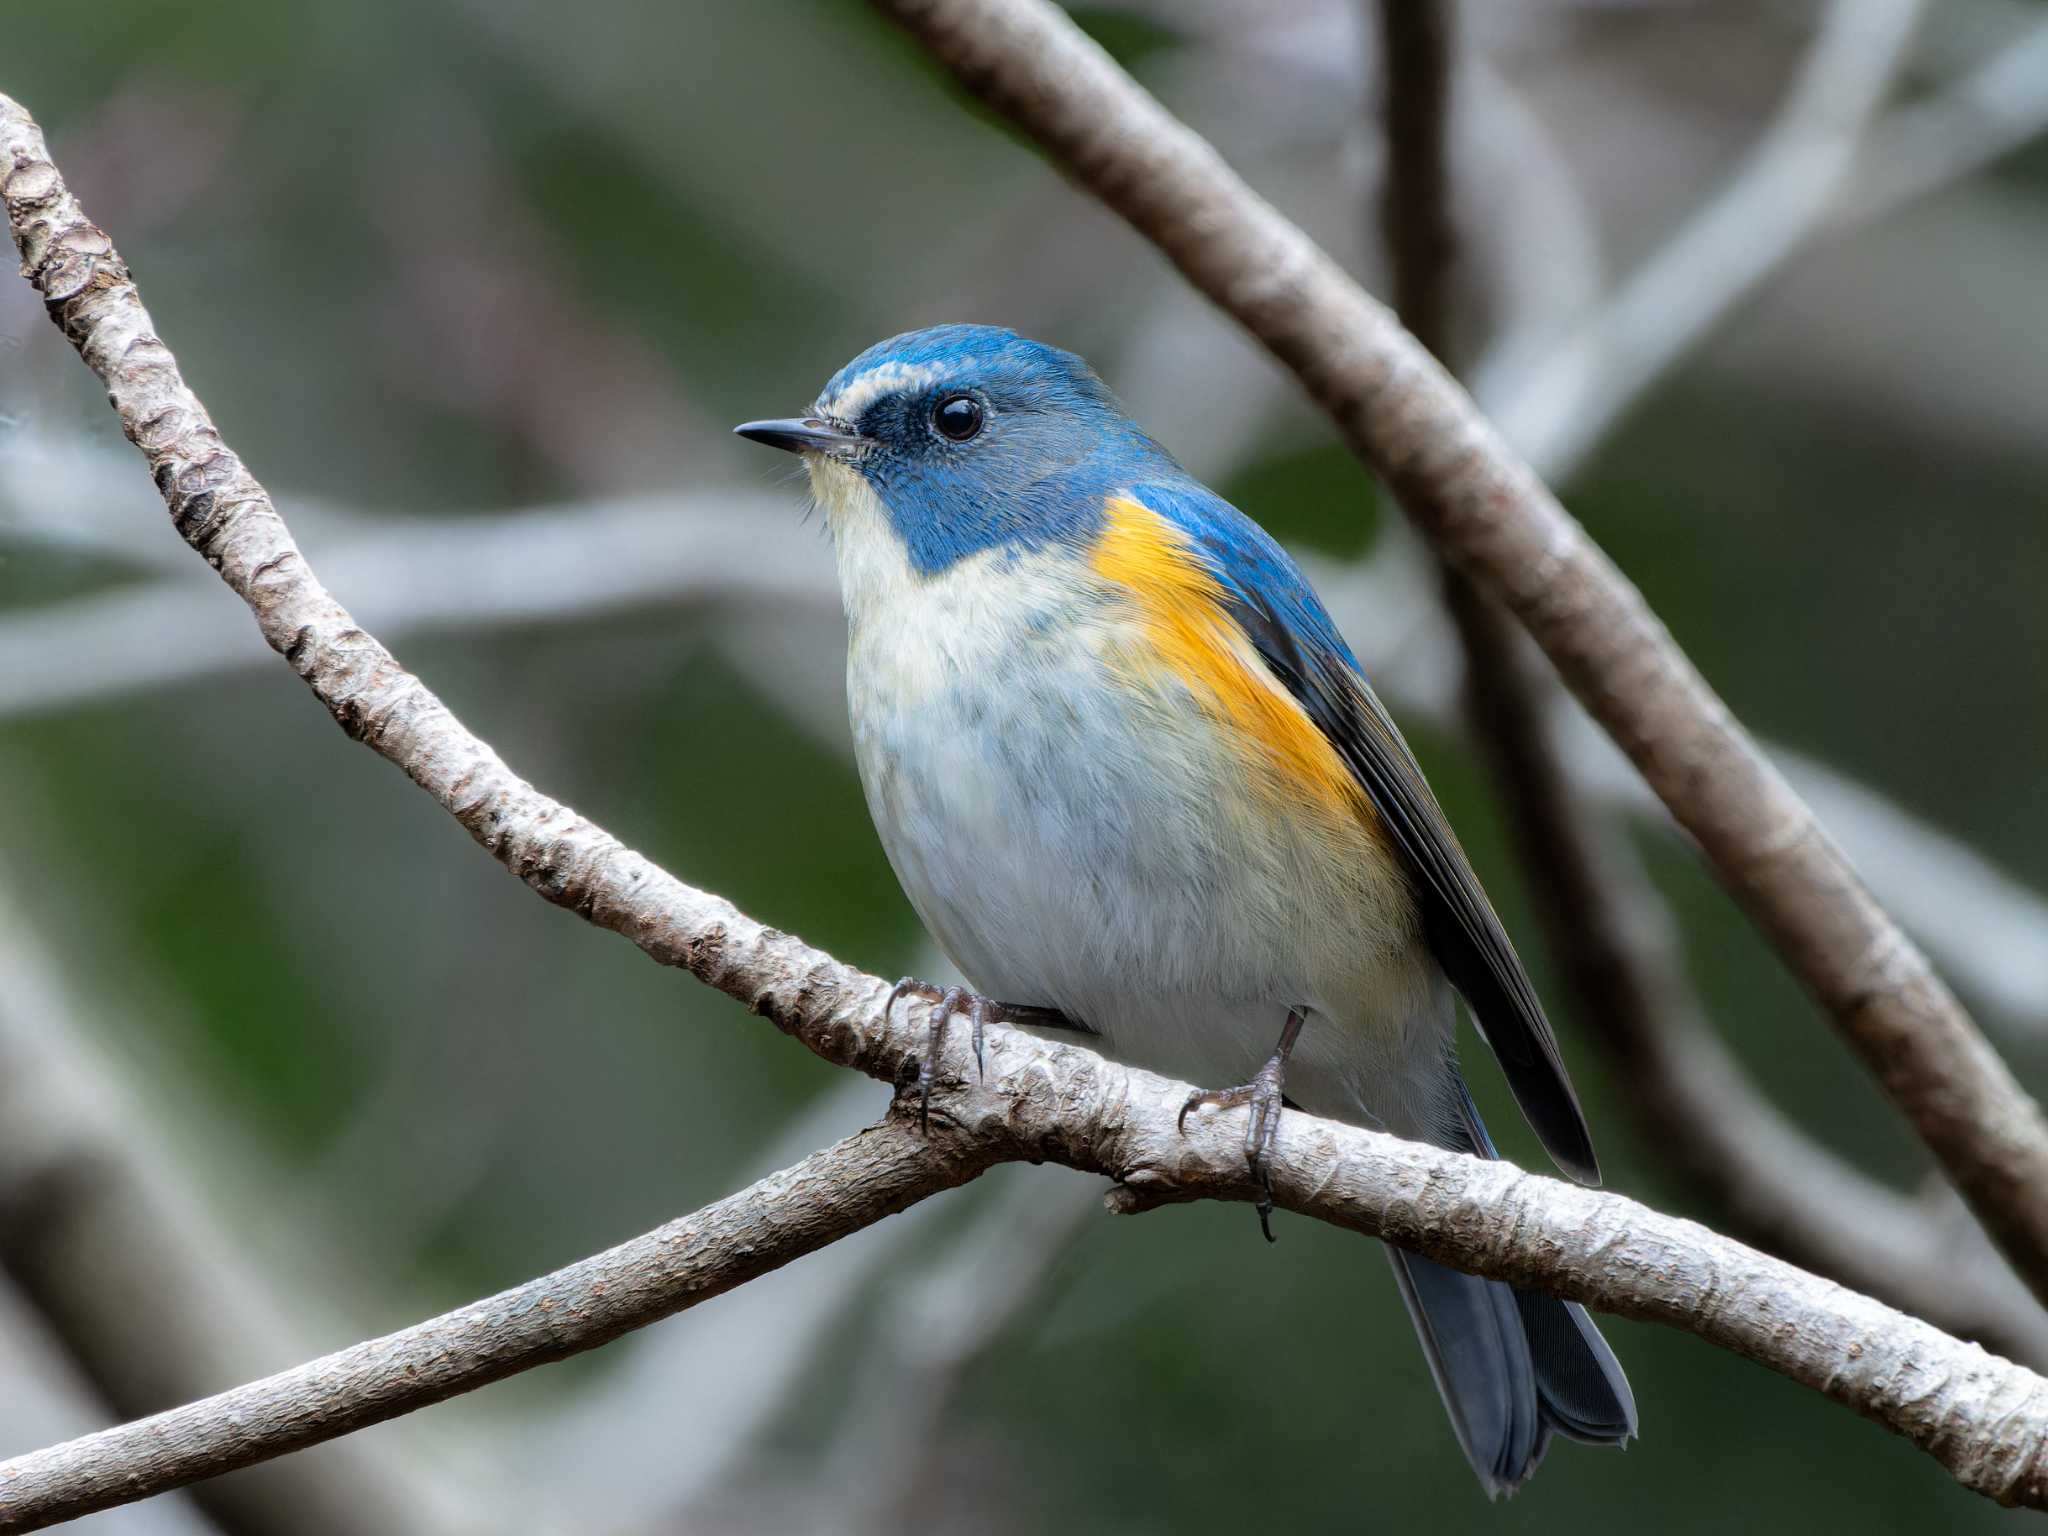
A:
<box><xmin>805</xmin><ymin>455</ymin><xmax>913</xmax><ymax>619</ymax></box>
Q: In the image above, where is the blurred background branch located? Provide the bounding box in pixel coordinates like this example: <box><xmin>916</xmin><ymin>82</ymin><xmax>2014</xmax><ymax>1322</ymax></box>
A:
<box><xmin>0</xmin><ymin>1114</ymin><xmax>981</xmax><ymax>1531</ymax></box>
<box><xmin>1480</xmin><ymin>0</ymin><xmax>1924</xmax><ymax>483</ymax></box>
<box><xmin>0</xmin><ymin>880</ymin><xmax>474</xmax><ymax>1536</ymax></box>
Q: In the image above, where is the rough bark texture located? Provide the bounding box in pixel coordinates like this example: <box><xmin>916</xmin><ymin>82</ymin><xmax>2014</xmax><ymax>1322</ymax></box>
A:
<box><xmin>866</xmin><ymin>0</ymin><xmax>2048</xmax><ymax>1304</ymax></box>
<box><xmin>6</xmin><ymin>78</ymin><xmax>2048</xmax><ymax>1526</ymax></box>
<box><xmin>10</xmin><ymin>1019</ymin><xmax>2048</xmax><ymax>1524</ymax></box>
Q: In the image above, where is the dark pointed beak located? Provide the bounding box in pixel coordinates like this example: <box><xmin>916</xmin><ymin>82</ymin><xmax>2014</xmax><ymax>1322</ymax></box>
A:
<box><xmin>732</xmin><ymin>417</ymin><xmax>866</xmax><ymax>457</ymax></box>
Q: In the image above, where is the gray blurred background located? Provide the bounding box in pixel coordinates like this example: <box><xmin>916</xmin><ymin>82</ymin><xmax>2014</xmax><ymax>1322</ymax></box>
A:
<box><xmin>4</xmin><ymin>1</ymin><xmax>2048</xmax><ymax>1531</ymax></box>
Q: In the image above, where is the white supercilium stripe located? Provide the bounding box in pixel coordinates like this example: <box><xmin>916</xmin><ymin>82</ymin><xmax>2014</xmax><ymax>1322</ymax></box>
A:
<box><xmin>820</xmin><ymin>360</ymin><xmax>950</xmax><ymax>420</ymax></box>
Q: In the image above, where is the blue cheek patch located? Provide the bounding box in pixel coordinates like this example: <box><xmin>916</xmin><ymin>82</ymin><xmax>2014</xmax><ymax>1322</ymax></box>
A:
<box><xmin>869</xmin><ymin>445</ymin><xmax>1123</xmax><ymax>574</ymax></box>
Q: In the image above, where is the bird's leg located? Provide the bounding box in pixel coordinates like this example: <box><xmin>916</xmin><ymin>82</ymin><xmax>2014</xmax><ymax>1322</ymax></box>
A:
<box><xmin>886</xmin><ymin>977</ymin><xmax>1087</xmax><ymax>1132</ymax></box>
<box><xmin>1177</xmin><ymin>1007</ymin><xmax>1307</xmax><ymax>1242</ymax></box>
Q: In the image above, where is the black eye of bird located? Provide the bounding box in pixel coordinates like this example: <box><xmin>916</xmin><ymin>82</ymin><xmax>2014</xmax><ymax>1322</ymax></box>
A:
<box><xmin>932</xmin><ymin>393</ymin><xmax>984</xmax><ymax>442</ymax></box>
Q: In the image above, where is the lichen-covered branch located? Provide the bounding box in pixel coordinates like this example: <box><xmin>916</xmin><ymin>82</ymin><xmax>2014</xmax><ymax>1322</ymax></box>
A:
<box><xmin>865</xmin><ymin>0</ymin><xmax>2048</xmax><ymax>1304</ymax></box>
<box><xmin>5</xmin><ymin>81</ymin><xmax>2048</xmax><ymax>1527</ymax></box>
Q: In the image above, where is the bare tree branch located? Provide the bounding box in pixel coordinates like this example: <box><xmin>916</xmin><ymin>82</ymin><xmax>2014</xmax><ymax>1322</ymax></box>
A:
<box><xmin>1839</xmin><ymin>12</ymin><xmax>2048</xmax><ymax>227</ymax></box>
<box><xmin>0</xmin><ymin>877</ymin><xmax>478</xmax><ymax>1536</ymax></box>
<box><xmin>1370</xmin><ymin>0</ymin><xmax>2048</xmax><ymax>1366</ymax></box>
<box><xmin>531</xmin><ymin>1071</ymin><xmax>929</xmax><ymax>1518</ymax></box>
<box><xmin>863</xmin><ymin>0</ymin><xmax>2048</xmax><ymax>1304</ymax></box>
<box><xmin>1478</xmin><ymin>0</ymin><xmax>1923</xmax><ymax>485</ymax></box>
<box><xmin>1373</xmin><ymin>0</ymin><xmax>1458</xmax><ymax>371</ymax></box>
<box><xmin>4</xmin><ymin>83</ymin><xmax>2048</xmax><ymax>1523</ymax></box>
<box><xmin>805</xmin><ymin>1167</ymin><xmax>1102</xmax><ymax>1535</ymax></box>
<box><xmin>10</xmin><ymin>1011</ymin><xmax>2048</xmax><ymax>1526</ymax></box>
<box><xmin>0</xmin><ymin>1117</ymin><xmax>980</xmax><ymax>1532</ymax></box>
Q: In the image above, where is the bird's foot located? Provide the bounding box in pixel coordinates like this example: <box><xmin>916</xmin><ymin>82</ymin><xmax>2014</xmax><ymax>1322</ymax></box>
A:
<box><xmin>1178</xmin><ymin>1060</ymin><xmax>1288</xmax><ymax>1241</ymax></box>
<box><xmin>886</xmin><ymin>978</ymin><xmax>1081</xmax><ymax>1133</ymax></box>
<box><xmin>1176</xmin><ymin>1007</ymin><xmax>1307</xmax><ymax>1243</ymax></box>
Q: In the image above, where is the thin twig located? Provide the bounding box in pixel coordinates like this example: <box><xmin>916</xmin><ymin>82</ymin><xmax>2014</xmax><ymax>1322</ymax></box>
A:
<box><xmin>0</xmin><ymin>491</ymin><xmax>807</xmax><ymax>719</ymax></box>
<box><xmin>531</xmin><ymin>1073</ymin><xmax>925</xmax><ymax>1517</ymax></box>
<box><xmin>1478</xmin><ymin>0</ymin><xmax>1924</xmax><ymax>484</ymax></box>
<box><xmin>813</xmin><ymin>1168</ymin><xmax>1102</xmax><ymax>1534</ymax></box>
<box><xmin>1462</xmin><ymin>3</ymin><xmax>2048</xmax><ymax>488</ymax></box>
<box><xmin>0</xmin><ymin>1117</ymin><xmax>981</xmax><ymax>1531</ymax></box>
<box><xmin>0</xmin><ymin>879</ymin><xmax>476</xmax><ymax>1536</ymax></box>
<box><xmin>864</xmin><ymin>0</ymin><xmax>2048</xmax><ymax>1305</ymax></box>
<box><xmin>1838</xmin><ymin>13</ymin><xmax>2048</xmax><ymax>227</ymax></box>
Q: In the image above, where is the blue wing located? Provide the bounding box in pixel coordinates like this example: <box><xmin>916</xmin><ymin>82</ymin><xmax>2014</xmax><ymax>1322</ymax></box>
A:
<box><xmin>1130</xmin><ymin>478</ymin><xmax>1600</xmax><ymax>1185</ymax></box>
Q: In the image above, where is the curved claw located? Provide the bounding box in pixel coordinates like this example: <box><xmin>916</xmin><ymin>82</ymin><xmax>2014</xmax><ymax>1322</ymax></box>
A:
<box><xmin>968</xmin><ymin>993</ymin><xmax>990</xmax><ymax>1083</ymax></box>
<box><xmin>1244</xmin><ymin>1077</ymin><xmax>1284</xmax><ymax>1244</ymax></box>
<box><xmin>885</xmin><ymin>976</ymin><xmax>1089</xmax><ymax>1134</ymax></box>
<box><xmin>1178</xmin><ymin>1083</ymin><xmax>1248</xmax><ymax>1136</ymax></box>
<box><xmin>921</xmin><ymin>985</ymin><xmax>971</xmax><ymax>1133</ymax></box>
<box><xmin>1173</xmin><ymin>1008</ymin><xmax>1306</xmax><ymax>1243</ymax></box>
<box><xmin>887</xmin><ymin>975</ymin><xmax>938</xmax><ymax>1018</ymax></box>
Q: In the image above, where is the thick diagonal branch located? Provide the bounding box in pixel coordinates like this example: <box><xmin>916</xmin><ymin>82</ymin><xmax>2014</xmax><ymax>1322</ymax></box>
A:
<box><xmin>865</xmin><ymin>0</ymin><xmax>2048</xmax><ymax>1303</ymax></box>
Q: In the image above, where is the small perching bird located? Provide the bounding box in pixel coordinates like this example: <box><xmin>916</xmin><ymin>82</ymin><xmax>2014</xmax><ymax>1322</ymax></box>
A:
<box><xmin>736</xmin><ymin>324</ymin><xmax>1636</xmax><ymax>1495</ymax></box>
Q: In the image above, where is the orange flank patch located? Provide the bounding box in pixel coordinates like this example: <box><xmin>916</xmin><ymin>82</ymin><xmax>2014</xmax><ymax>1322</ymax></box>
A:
<box><xmin>1091</xmin><ymin>496</ymin><xmax>1376</xmax><ymax>834</ymax></box>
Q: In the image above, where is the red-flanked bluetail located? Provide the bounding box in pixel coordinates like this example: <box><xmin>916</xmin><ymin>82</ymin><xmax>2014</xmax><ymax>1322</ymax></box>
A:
<box><xmin>737</xmin><ymin>325</ymin><xmax>1637</xmax><ymax>1496</ymax></box>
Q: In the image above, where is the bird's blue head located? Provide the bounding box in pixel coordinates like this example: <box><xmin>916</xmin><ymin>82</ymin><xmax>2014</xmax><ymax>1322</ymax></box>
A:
<box><xmin>735</xmin><ymin>325</ymin><xmax>1180</xmax><ymax>576</ymax></box>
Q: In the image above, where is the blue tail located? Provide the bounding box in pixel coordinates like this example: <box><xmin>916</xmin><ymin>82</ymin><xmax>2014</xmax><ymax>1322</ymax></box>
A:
<box><xmin>1386</xmin><ymin>1079</ymin><xmax>1637</xmax><ymax>1496</ymax></box>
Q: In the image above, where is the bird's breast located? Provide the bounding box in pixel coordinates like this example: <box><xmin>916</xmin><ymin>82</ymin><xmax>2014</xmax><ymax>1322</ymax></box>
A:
<box><xmin>823</xmin><ymin>502</ymin><xmax>1415</xmax><ymax>1033</ymax></box>
<box><xmin>806</xmin><ymin>452</ymin><xmax>1443</xmax><ymax>1128</ymax></box>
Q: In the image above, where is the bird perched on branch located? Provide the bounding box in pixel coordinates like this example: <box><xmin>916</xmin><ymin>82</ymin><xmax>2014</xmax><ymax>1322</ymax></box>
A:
<box><xmin>736</xmin><ymin>324</ymin><xmax>1636</xmax><ymax>1495</ymax></box>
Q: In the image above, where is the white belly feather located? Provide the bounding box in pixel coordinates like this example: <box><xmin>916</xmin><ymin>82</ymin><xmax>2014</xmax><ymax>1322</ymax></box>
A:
<box><xmin>810</xmin><ymin>459</ymin><xmax>1457</xmax><ymax>1141</ymax></box>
